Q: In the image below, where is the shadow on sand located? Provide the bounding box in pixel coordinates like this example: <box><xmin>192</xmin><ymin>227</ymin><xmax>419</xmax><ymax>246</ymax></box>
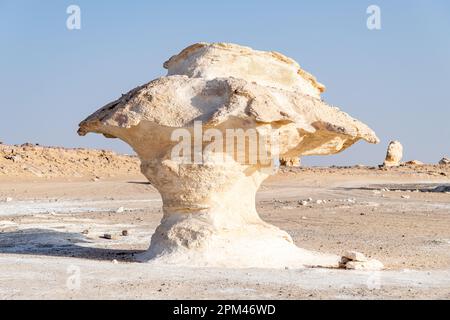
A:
<box><xmin>340</xmin><ymin>183</ymin><xmax>450</xmax><ymax>193</ymax></box>
<box><xmin>0</xmin><ymin>228</ymin><xmax>145</xmax><ymax>262</ymax></box>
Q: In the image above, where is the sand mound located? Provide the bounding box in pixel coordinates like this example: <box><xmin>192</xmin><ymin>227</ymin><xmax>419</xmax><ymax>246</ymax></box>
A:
<box><xmin>0</xmin><ymin>143</ymin><xmax>141</xmax><ymax>180</ymax></box>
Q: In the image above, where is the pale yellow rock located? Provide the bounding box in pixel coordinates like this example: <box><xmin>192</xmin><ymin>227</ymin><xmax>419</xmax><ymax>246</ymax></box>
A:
<box><xmin>383</xmin><ymin>140</ymin><xmax>403</xmax><ymax>167</ymax></box>
<box><xmin>78</xmin><ymin>42</ymin><xmax>379</xmax><ymax>269</ymax></box>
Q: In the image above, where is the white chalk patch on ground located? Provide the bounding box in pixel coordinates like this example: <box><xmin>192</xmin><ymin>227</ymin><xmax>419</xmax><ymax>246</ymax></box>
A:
<box><xmin>0</xmin><ymin>256</ymin><xmax>450</xmax><ymax>299</ymax></box>
<box><xmin>0</xmin><ymin>199</ymin><xmax>161</xmax><ymax>216</ymax></box>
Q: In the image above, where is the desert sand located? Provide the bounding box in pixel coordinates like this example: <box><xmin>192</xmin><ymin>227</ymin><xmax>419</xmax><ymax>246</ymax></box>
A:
<box><xmin>1</xmin><ymin>145</ymin><xmax>449</xmax><ymax>299</ymax></box>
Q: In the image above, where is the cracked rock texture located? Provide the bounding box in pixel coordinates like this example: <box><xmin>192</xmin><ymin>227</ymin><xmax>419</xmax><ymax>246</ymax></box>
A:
<box><xmin>78</xmin><ymin>42</ymin><xmax>379</xmax><ymax>268</ymax></box>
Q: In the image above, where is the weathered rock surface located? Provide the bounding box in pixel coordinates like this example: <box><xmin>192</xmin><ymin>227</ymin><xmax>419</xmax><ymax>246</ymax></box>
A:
<box><xmin>383</xmin><ymin>141</ymin><xmax>403</xmax><ymax>167</ymax></box>
<box><xmin>78</xmin><ymin>42</ymin><xmax>379</xmax><ymax>268</ymax></box>
<box><xmin>164</xmin><ymin>42</ymin><xmax>326</xmax><ymax>98</ymax></box>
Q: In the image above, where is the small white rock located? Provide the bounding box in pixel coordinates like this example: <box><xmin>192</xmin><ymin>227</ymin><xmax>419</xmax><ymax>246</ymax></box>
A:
<box><xmin>5</xmin><ymin>197</ymin><xmax>13</xmax><ymax>202</ymax></box>
<box><xmin>343</xmin><ymin>250</ymin><xmax>368</xmax><ymax>262</ymax></box>
<box><xmin>116</xmin><ymin>207</ymin><xmax>125</xmax><ymax>213</ymax></box>
<box><xmin>401</xmin><ymin>195</ymin><xmax>410</xmax><ymax>199</ymax></box>
<box><xmin>112</xmin><ymin>259</ymin><xmax>118</xmax><ymax>264</ymax></box>
<box><xmin>299</xmin><ymin>200</ymin><xmax>308</xmax><ymax>206</ymax></box>
<box><xmin>345</xmin><ymin>259</ymin><xmax>384</xmax><ymax>271</ymax></box>
<box><xmin>316</xmin><ymin>200</ymin><xmax>323</xmax><ymax>204</ymax></box>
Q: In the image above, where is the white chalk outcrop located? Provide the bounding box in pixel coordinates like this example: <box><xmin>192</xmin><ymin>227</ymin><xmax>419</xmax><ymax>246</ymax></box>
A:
<box><xmin>383</xmin><ymin>140</ymin><xmax>403</xmax><ymax>167</ymax></box>
<box><xmin>79</xmin><ymin>42</ymin><xmax>379</xmax><ymax>269</ymax></box>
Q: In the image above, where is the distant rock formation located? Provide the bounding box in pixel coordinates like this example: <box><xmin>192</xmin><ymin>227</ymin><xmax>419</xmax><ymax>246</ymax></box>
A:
<box><xmin>280</xmin><ymin>157</ymin><xmax>301</xmax><ymax>167</ymax></box>
<box><xmin>383</xmin><ymin>140</ymin><xmax>403</xmax><ymax>167</ymax></box>
<box><xmin>78</xmin><ymin>42</ymin><xmax>379</xmax><ymax>268</ymax></box>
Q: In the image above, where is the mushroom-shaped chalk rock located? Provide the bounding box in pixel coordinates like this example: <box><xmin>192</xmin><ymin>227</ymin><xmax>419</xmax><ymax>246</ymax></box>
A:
<box><xmin>78</xmin><ymin>43</ymin><xmax>379</xmax><ymax>268</ymax></box>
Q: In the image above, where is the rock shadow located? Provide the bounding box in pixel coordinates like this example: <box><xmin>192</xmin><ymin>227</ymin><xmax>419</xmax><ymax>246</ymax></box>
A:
<box><xmin>0</xmin><ymin>228</ymin><xmax>144</xmax><ymax>262</ymax></box>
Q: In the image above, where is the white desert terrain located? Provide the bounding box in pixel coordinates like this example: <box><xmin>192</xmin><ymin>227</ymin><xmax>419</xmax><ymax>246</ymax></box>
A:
<box><xmin>1</xmin><ymin>144</ymin><xmax>449</xmax><ymax>299</ymax></box>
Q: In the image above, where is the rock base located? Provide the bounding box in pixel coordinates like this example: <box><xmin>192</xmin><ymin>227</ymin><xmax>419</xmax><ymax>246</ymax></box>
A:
<box><xmin>137</xmin><ymin>218</ymin><xmax>340</xmax><ymax>269</ymax></box>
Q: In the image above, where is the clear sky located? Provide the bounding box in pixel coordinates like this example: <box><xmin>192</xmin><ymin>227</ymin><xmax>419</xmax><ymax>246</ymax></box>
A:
<box><xmin>1</xmin><ymin>0</ymin><xmax>449</xmax><ymax>166</ymax></box>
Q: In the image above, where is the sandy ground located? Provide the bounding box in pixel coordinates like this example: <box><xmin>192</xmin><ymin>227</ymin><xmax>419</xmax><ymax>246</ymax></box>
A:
<box><xmin>0</xmin><ymin>162</ymin><xmax>449</xmax><ymax>299</ymax></box>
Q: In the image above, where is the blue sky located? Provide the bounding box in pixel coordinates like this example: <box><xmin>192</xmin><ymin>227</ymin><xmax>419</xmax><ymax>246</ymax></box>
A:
<box><xmin>1</xmin><ymin>0</ymin><xmax>449</xmax><ymax>165</ymax></box>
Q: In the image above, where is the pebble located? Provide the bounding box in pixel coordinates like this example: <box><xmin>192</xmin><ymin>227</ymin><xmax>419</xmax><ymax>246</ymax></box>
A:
<box><xmin>401</xmin><ymin>195</ymin><xmax>410</xmax><ymax>199</ymax></box>
<box><xmin>122</xmin><ymin>230</ymin><xmax>129</xmax><ymax>236</ymax></box>
<box><xmin>316</xmin><ymin>200</ymin><xmax>323</xmax><ymax>204</ymax></box>
<box><xmin>103</xmin><ymin>233</ymin><xmax>113</xmax><ymax>240</ymax></box>
<box><xmin>112</xmin><ymin>259</ymin><xmax>118</xmax><ymax>264</ymax></box>
<box><xmin>5</xmin><ymin>197</ymin><xmax>13</xmax><ymax>202</ymax></box>
<box><xmin>116</xmin><ymin>207</ymin><xmax>125</xmax><ymax>213</ymax></box>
